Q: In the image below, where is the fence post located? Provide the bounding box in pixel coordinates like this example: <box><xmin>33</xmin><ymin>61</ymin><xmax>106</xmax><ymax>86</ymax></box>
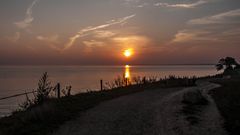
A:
<box><xmin>67</xmin><ymin>86</ymin><xmax>72</xmax><ymax>96</ymax></box>
<box><xmin>100</xmin><ymin>79</ymin><xmax>103</xmax><ymax>91</ymax></box>
<box><xmin>125</xmin><ymin>78</ymin><xmax>128</xmax><ymax>86</ymax></box>
<box><xmin>143</xmin><ymin>77</ymin><xmax>146</xmax><ymax>84</ymax></box>
<box><xmin>57</xmin><ymin>83</ymin><xmax>60</xmax><ymax>98</ymax></box>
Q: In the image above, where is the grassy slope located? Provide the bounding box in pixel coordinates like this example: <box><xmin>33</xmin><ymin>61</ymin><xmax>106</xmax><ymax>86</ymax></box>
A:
<box><xmin>0</xmin><ymin>78</ymin><xmax>195</xmax><ymax>135</ymax></box>
<box><xmin>0</xmin><ymin>86</ymin><xmax>143</xmax><ymax>135</ymax></box>
<box><xmin>210</xmin><ymin>78</ymin><xmax>240</xmax><ymax>135</ymax></box>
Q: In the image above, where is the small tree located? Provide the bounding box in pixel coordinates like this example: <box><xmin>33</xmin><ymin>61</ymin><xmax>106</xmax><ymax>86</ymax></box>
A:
<box><xmin>216</xmin><ymin>57</ymin><xmax>236</xmax><ymax>70</ymax></box>
<box><xmin>235</xmin><ymin>63</ymin><xmax>240</xmax><ymax>69</ymax></box>
<box><xmin>34</xmin><ymin>72</ymin><xmax>53</xmax><ymax>104</ymax></box>
<box><xmin>216</xmin><ymin>57</ymin><xmax>240</xmax><ymax>75</ymax></box>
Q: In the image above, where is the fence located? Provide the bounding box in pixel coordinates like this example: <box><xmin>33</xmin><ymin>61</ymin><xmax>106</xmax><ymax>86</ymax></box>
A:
<box><xmin>0</xmin><ymin>91</ymin><xmax>37</xmax><ymax>101</ymax></box>
<box><xmin>0</xmin><ymin>79</ymin><xmax>128</xmax><ymax>101</ymax></box>
<box><xmin>0</xmin><ymin>83</ymin><xmax>72</xmax><ymax>101</ymax></box>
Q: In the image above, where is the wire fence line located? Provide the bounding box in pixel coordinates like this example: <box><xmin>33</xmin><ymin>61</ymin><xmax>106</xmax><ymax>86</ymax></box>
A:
<box><xmin>0</xmin><ymin>83</ymin><xmax>72</xmax><ymax>101</ymax></box>
<box><xmin>0</xmin><ymin>91</ymin><xmax>37</xmax><ymax>101</ymax></box>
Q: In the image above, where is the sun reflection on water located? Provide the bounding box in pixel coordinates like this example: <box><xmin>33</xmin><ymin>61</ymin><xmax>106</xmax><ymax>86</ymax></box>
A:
<box><xmin>124</xmin><ymin>65</ymin><xmax>131</xmax><ymax>85</ymax></box>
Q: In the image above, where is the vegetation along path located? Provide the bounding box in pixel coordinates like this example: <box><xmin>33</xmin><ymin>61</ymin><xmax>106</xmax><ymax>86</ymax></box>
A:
<box><xmin>52</xmin><ymin>81</ymin><xmax>227</xmax><ymax>135</ymax></box>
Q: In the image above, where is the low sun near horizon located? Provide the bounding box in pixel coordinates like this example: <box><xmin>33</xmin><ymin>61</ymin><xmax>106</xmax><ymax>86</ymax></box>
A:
<box><xmin>123</xmin><ymin>49</ymin><xmax>133</xmax><ymax>58</ymax></box>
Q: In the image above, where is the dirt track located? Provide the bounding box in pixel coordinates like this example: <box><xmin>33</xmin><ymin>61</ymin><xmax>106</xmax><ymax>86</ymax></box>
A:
<box><xmin>52</xmin><ymin>82</ymin><xmax>227</xmax><ymax>135</ymax></box>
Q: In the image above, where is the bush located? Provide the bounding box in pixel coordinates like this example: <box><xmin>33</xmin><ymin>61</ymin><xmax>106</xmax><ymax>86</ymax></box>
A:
<box><xmin>34</xmin><ymin>72</ymin><xmax>53</xmax><ymax>105</ymax></box>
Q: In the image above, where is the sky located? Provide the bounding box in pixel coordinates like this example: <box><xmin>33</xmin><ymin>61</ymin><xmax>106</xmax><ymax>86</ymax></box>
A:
<box><xmin>0</xmin><ymin>0</ymin><xmax>240</xmax><ymax>65</ymax></box>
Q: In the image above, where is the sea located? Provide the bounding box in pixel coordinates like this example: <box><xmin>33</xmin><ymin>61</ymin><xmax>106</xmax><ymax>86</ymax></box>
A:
<box><xmin>0</xmin><ymin>65</ymin><xmax>219</xmax><ymax>117</ymax></box>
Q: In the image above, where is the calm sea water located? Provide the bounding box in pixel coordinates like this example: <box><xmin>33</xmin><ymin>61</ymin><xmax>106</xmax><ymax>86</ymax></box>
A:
<box><xmin>0</xmin><ymin>65</ymin><xmax>218</xmax><ymax>117</ymax></box>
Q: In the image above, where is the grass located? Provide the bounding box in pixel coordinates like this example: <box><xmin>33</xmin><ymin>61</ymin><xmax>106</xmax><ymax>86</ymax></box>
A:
<box><xmin>210</xmin><ymin>77</ymin><xmax>240</xmax><ymax>135</ymax></box>
<box><xmin>180</xmin><ymin>94</ymin><xmax>208</xmax><ymax>125</ymax></box>
<box><xmin>180</xmin><ymin>103</ymin><xmax>206</xmax><ymax>125</ymax></box>
<box><xmin>0</xmin><ymin>76</ymin><xmax>196</xmax><ymax>135</ymax></box>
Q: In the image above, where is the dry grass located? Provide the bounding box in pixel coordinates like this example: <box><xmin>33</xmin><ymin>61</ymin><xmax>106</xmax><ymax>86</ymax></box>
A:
<box><xmin>210</xmin><ymin>77</ymin><xmax>240</xmax><ymax>135</ymax></box>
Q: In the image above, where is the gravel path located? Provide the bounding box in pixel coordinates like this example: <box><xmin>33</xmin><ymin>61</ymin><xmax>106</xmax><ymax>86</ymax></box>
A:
<box><xmin>52</xmin><ymin>82</ymin><xmax>227</xmax><ymax>135</ymax></box>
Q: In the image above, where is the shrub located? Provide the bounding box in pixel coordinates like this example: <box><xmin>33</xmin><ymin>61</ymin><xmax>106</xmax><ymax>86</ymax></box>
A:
<box><xmin>34</xmin><ymin>72</ymin><xmax>53</xmax><ymax>105</ymax></box>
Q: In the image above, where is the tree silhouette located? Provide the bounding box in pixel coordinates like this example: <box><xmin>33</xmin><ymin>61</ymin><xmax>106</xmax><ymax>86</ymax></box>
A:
<box><xmin>34</xmin><ymin>72</ymin><xmax>53</xmax><ymax>104</ymax></box>
<box><xmin>216</xmin><ymin>57</ymin><xmax>240</xmax><ymax>75</ymax></box>
<box><xmin>235</xmin><ymin>63</ymin><xmax>240</xmax><ymax>69</ymax></box>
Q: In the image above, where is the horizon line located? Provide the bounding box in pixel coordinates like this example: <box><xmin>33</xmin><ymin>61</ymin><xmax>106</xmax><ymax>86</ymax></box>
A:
<box><xmin>0</xmin><ymin>64</ymin><xmax>216</xmax><ymax>66</ymax></box>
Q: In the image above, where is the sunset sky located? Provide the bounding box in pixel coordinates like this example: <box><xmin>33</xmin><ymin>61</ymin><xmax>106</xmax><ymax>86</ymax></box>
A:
<box><xmin>0</xmin><ymin>0</ymin><xmax>240</xmax><ymax>65</ymax></box>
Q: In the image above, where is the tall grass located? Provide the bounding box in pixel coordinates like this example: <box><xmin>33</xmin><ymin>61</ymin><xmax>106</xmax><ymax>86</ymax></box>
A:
<box><xmin>210</xmin><ymin>78</ymin><xmax>240</xmax><ymax>135</ymax></box>
<box><xmin>104</xmin><ymin>75</ymin><xmax>197</xmax><ymax>90</ymax></box>
<box><xmin>19</xmin><ymin>72</ymin><xmax>72</xmax><ymax>111</ymax></box>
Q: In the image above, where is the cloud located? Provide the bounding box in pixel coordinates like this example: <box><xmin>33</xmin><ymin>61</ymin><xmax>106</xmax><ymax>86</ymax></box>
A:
<box><xmin>171</xmin><ymin>8</ymin><xmax>240</xmax><ymax>44</ymax></box>
<box><xmin>7</xmin><ymin>32</ymin><xmax>21</xmax><ymax>42</ymax></box>
<box><xmin>189</xmin><ymin>9</ymin><xmax>240</xmax><ymax>24</ymax></box>
<box><xmin>81</xmin><ymin>40</ymin><xmax>106</xmax><ymax>53</ymax></box>
<box><xmin>124</xmin><ymin>0</ymin><xmax>141</xmax><ymax>5</ymax></box>
<box><xmin>36</xmin><ymin>35</ymin><xmax>62</xmax><ymax>51</ymax></box>
<box><xmin>172</xmin><ymin>28</ymin><xmax>240</xmax><ymax>44</ymax></box>
<box><xmin>123</xmin><ymin>0</ymin><xmax>211</xmax><ymax>9</ymax></box>
<box><xmin>112</xmin><ymin>35</ymin><xmax>149</xmax><ymax>48</ymax></box>
<box><xmin>222</xmin><ymin>28</ymin><xmax>240</xmax><ymax>36</ymax></box>
<box><xmin>14</xmin><ymin>0</ymin><xmax>39</xmax><ymax>29</ymax></box>
<box><xmin>93</xmin><ymin>30</ymin><xmax>116</xmax><ymax>38</ymax></box>
<box><xmin>63</xmin><ymin>14</ymin><xmax>136</xmax><ymax>50</ymax></box>
<box><xmin>155</xmin><ymin>0</ymin><xmax>208</xmax><ymax>8</ymax></box>
<box><xmin>123</xmin><ymin>0</ymin><xmax>149</xmax><ymax>8</ymax></box>
<box><xmin>172</xmin><ymin>30</ymin><xmax>219</xmax><ymax>43</ymax></box>
<box><xmin>137</xmin><ymin>3</ymin><xmax>149</xmax><ymax>8</ymax></box>
<box><xmin>37</xmin><ymin>35</ymin><xmax>59</xmax><ymax>43</ymax></box>
<box><xmin>83</xmin><ymin>40</ymin><xmax>105</xmax><ymax>47</ymax></box>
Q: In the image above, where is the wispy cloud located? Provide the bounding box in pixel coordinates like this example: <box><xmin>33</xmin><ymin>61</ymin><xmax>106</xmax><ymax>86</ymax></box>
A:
<box><xmin>83</xmin><ymin>40</ymin><xmax>105</xmax><ymax>47</ymax></box>
<box><xmin>123</xmin><ymin>0</ymin><xmax>149</xmax><ymax>8</ymax></box>
<box><xmin>137</xmin><ymin>3</ymin><xmax>148</xmax><ymax>8</ymax></box>
<box><xmin>36</xmin><ymin>35</ymin><xmax>62</xmax><ymax>51</ymax></box>
<box><xmin>222</xmin><ymin>28</ymin><xmax>240</xmax><ymax>36</ymax></box>
<box><xmin>172</xmin><ymin>30</ymin><xmax>219</xmax><ymax>43</ymax></box>
<box><xmin>37</xmin><ymin>35</ymin><xmax>59</xmax><ymax>43</ymax></box>
<box><xmin>189</xmin><ymin>9</ymin><xmax>240</xmax><ymax>24</ymax></box>
<box><xmin>171</xmin><ymin>8</ymin><xmax>240</xmax><ymax>44</ymax></box>
<box><xmin>93</xmin><ymin>30</ymin><xmax>116</xmax><ymax>38</ymax></box>
<box><xmin>172</xmin><ymin>28</ymin><xmax>240</xmax><ymax>44</ymax></box>
<box><xmin>82</xmin><ymin>40</ymin><xmax>106</xmax><ymax>53</ymax></box>
<box><xmin>63</xmin><ymin>14</ymin><xmax>136</xmax><ymax>50</ymax></box>
<box><xmin>6</xmin><ymin>32</ymin><xmax>21</xmax><ymax>43</ymax></box>
<box><xmin>124</xmin><ymin>0</ymin><xmax>140</xmax><ymax>3</ymax></box>
<box><xmin>14</xmin><ymin>0</ymin><xmax>39</xmax><ymax>29</ymax></box>
<box><xmin>155</xmin><ymin>0</ymin><xmax>208</xmax><ymax>8</ymax></box>
<box><xmin>124</xmin><ymin>0</ymin><xmax>141</xmax><ymax>5</ymax></box>
<box><xmin>112</xmin><ymin>35</ymin><xmax>149</xmax><ymax>48</ymax></box>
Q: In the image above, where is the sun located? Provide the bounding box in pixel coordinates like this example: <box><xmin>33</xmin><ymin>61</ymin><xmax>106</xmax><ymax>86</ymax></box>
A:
<box><xmin>123</xmin><ymin>49</ymin><xmax>133</xmax><ymax>58</ymax></box>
